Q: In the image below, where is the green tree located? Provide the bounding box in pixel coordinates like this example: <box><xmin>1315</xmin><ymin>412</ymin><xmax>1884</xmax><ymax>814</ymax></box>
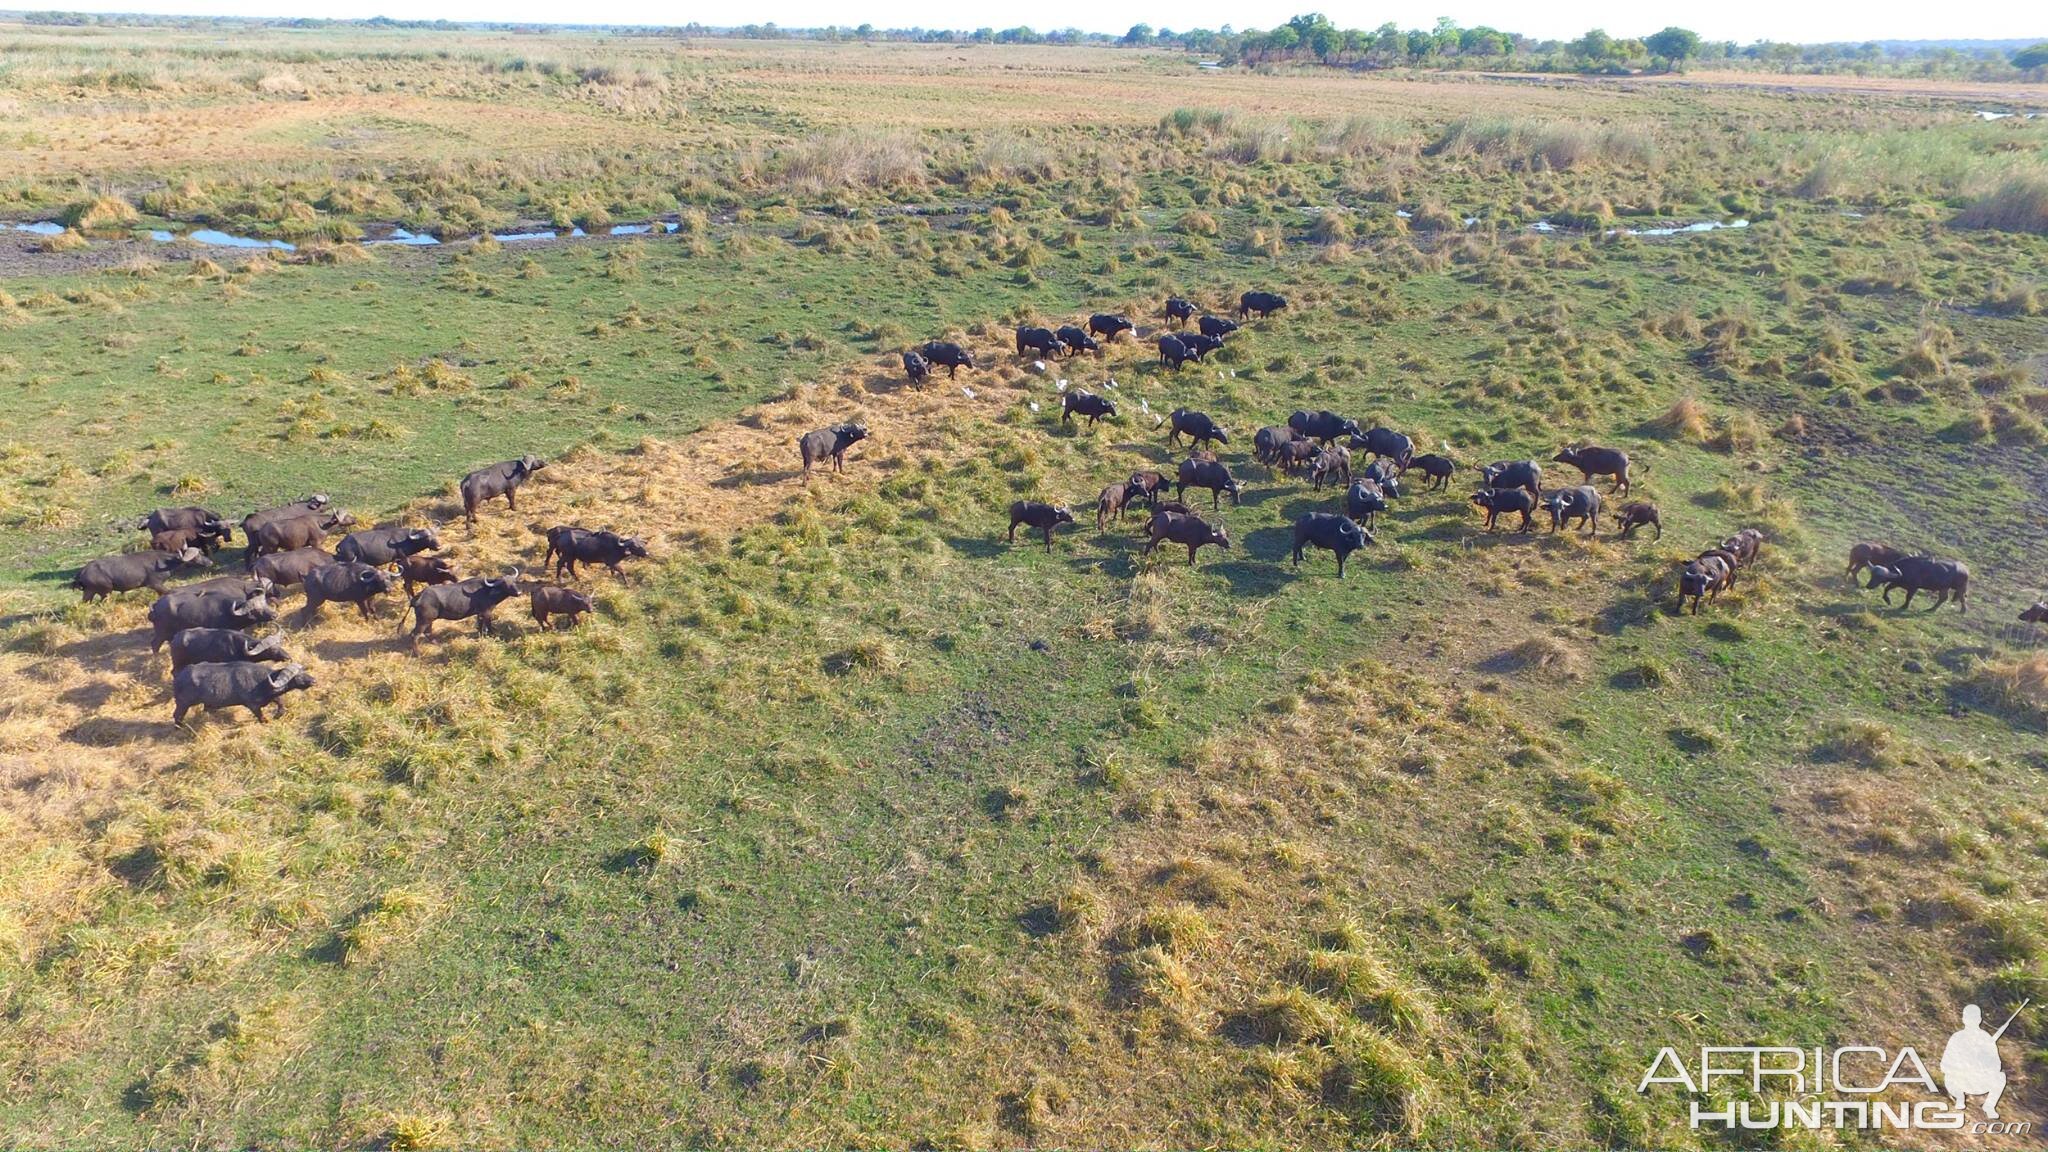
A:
<box><xmin>1645</xmin><ymin>26</ymin><xmax>1701</xmax><ymax>68</ymax></box>
<box><xmin>1122</xmin><ymin>23</ymin><xmax>1153</xmax><ymax>45</ymax></box>
<box><xmin>1573</xmin><ymin>28</ymin><xmax>1613</xmax><ymax>60</ymax></box>
<box><xmin>2013</xmin><ymin>42</ymin><xmax>2048</xmax><ymax>71</ymax></box>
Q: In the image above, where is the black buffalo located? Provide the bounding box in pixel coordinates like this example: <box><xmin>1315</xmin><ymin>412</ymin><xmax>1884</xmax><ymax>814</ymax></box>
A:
<box><xmin>1007</xmin><ymin>501</ymin><xmax>1076</xmax><ymax>553</ymax></box>
<box><xmin>1181</xmin><ymin>332</ymin><xmax>1223</xmax><ymax>361</ymax></box>
<box><xmin>1016</xmin><ymin>326</ymin><xmax>1066</xmax><ymax>359</ymax></box>
<box><xmin>1253</xmin><ymin>425</ymin><xmax>1299</xmax><ymax>465</ymax></box>
<box><xmin>1166</xmin><ymin>408</ymin><xmax>1228</xmax><ymax>449</ymax></box>
<box><xmin>1142</xmin><ymin>510</ymin><xmax>1230</xmax><ymax>566</ymax></box>
<box><xmin>406</xmin><ymin>572</ymin><xmax>524</xmax><ymax>647</ymax></box>
<box><xmin>1481</xmin><ymin>460</ymin><xmax>1543</xmax><ymax>496</ymax></box>
<box><xmin>244</xmin><ymin>509</ymin><xmax>355</xmax><ymax>568</ymax></box>
<box><xmin>1678</xmin><ymin>553</ymin><xmax>1734</xmax><ymax>614</ymax></box>
<box><xmin>1310</xmin><ymin>445</ymin><xmax>1352</xmax><ymax>490</ymax></box>
<box><xmin>1353</xmin><ymin>427</ymin><xmax>1414</xmax><ymax>470</ymax></box>
<box><xmin>251</xmin><ymin>546</ymin><xmax>337</xmax><ymax>589</ymax></box>
<box><xmin>149</xmin><ymin>590</ymin><xmax>275</xmax><ymax>651</ymax></box>
<box><xmin>1407</xmin><ymin>453</ymin><xmax>1456</xmax><ymax>491</ymax></box>
<box><xmin>73</xmin><ymin>547</ymin><xmax>210</xmax><ymax>601</ymax></box>
<box><xmin>150</xmin><ymin>521</ymin><xmax>233</xmax><ymax>555</ymax></box>
<box><xmin>1614</xmin><ymin>502</ymin><xmax>1663</xmax><ymax>540</ymax></box>
<box><xmin>1175</xmin><ymin>459</ymin><xmax>1241</xmax><ymax>509</ymax></box>
<box><xmin>1292</xmin><ymin>512</ymin><xmax>1373</xmax><ymax>577</ymax></box>
<box><xmin>167</xmin><ymin>628</ymin><xmax>289</xmax><ymax>672</ymax></box>
<box><xmin>1553</xmin><ymin>445</ymin><xmax>1635</xmax><ymax>496</ymax></box>
<box><xmin>1061</xmin><ymin>390</ymin><xmax>1117</xmax><ymax>427</ymax></box>
<box><xmin>461</xmin><ymin>456</ymin><xmax>546</xmax><ymax>526</ymax></box>
<box><xmin>1865</xmin><ymin>557</ymin><xmax>1970</xmax><ymax>613</ymax></box>
<box><xmin>399</xmin><ymin>555</ymin><xmax>459</xmax><ymax>599</ymax></box>
<box><xmin>1164</xmin><ymin>297</ymin><xmax>1195</xmax><ymax>327</ymax></box>
<box><xmin>919</xmin><ymin>341</ymin><xmax>975</xmax><ymax>377</ymax></box>
<box><xmin>1197</xmin><ymin>315</ymin><xmax>1239</xmax><ymax>340</ymax></box>
<box><xmin>141</xmin><ymin>505</ymin><xmax>229</xmax><ymax>540</ymax></box>
<box><xmin>1238</xmin><ymin>291</ymin><xmax>1286</xmax><ymax>319</ymax></box>
<box><xmin>1054</xmin><ymin>325</ymin><xmax>1099</xmax><ymax>357</ymax></box>
<box><xmin>171</xmin><ymin>661</ymin><xmax>313</xmax><ymax>727</ymax></box>
<box><xmin>903</xmin><ymin>350</ymin><xmax>931</xmax><ymax>389</ymax></box>
<box><xmin>1540</xmin><ymin>486</ymin><xmax>1602</xmax><ymax>534</ymax></box>
<box><xmin>301</xmin><ymin>561</ymin><xmax>395</xmax><ymax>622</ymax></box>
<box><xmin>1471</xmin><ymin>488</ymin><xmax>1536</xmax><ymax>532</ymax></box>
<box><xmin>1158</xmin><ymin>334</ymin><xmax>1195</xmax><ymax>370</ymax></box>
<box><xmin>530</xmin><ymin>584</ymin><xmax>596</xmax><ymax>630</ymax></box>
<box><xmin>240</xmin><ymin>495</ymin><xmax>330</xmax><ymax>542</ymax></box>
<box><xmin>1088</xmin><ymin>314</ymin><xmax>1134</xmax><ymax>341</ymax></box>
<box><xmin>1360</xmin><ymin>457</ymin><xmax>1402</xmax><ymax>498</ymax></box>
<box><xmin>1346</xmin><ymin>479</ymin><xmax>1389</xmax><ymax>529</ymax></box>
<box><xmin>544</xmin><ymin>526</ymin><xmax>649</xmax><ymax>579</ymax></box>
<box><xmin>1289</xmin><ymin>410</ymin><xmax>1360</xmax><ymax>446</ymax></box>
<box><xmin>798</xmin><ymin>422</ymin><xmax>869</xmax><ymax>478</ymax></box>
<box><xmin>335</xmin><ymin>525</ymin><xmax>440</xmax><ymax>567</ymax></box>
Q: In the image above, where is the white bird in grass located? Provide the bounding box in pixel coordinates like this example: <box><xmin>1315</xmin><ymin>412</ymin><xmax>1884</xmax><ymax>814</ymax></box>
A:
<box><xmin>1138</xmin><ymin>397</ymin><xmax>1150</xmax><ymax>414</ymax></box>
<box><xmin>1105</xmin><ymin>377</ymin><xmax>1118</xmax><ymax>390</ymax></box>
<box><xmin>1056</xmin><ymin>379</ymin><xmax>1068</xmax><ymax>392</ymax></box>
<box><xmin>962</xmin><ymin>386</ymin><xmax>975</xmax><ymax>399</ymax></box>
<box><xmin>1153</xmin><ymin>415</ymin><xmax>1166</xmax><ymax>429</ymax></box>
<box><xmin>1028</xmin><ymin>401</ymin><xmax>1040</xmax><ymax>412</ymax></box>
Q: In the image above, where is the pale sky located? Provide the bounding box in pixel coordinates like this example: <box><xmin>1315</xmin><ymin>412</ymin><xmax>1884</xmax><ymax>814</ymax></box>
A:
<box><xmin>44</xmin><ymin>0</ymin><xmax>2048</xmax><ymax>44</ymax></box>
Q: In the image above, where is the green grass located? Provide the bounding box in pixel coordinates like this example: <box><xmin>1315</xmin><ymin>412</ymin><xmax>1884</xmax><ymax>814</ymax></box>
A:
<box><xmin>2</xmin><ymin>32</ymin><xmax>2047</xmax><ymax>1150</ymax></box>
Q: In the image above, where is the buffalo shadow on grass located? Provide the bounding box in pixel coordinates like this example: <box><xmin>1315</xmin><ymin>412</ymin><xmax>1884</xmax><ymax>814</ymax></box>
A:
<box><xmin>1109</xmin><ymin>441</ymin><xmax>1175</xmax><ymax>465</ymax></box>
<box><xmin>711</xmin><ymin>468</ymin><xmax>803</xmax><ymax>488</ymax></box>
<box><xmin>943</xmin><ymin>534</ymin><xmax>1008</xmax><ymax>560</ymax></box>
<box><xmin>63</xmin><ymin>715</ymin><xmax>170</xmax><ymax>745</ymax></box>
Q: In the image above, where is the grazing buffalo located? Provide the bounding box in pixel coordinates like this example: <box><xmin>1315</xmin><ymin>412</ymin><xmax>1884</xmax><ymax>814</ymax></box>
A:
<box><xmin>1552</xmin><ymin>445</ymin><xmax>1635</xmax><ymax>495</ymax></box>
<box><xmin>171</xmin><ymin>661</ymin><xmax>313</xmax><ymax>727</ymax></box>
<box><xmin>1088</xmin><ymin>313</ymin><xmax>1134</xmax><ymax>341</ymax></box>
<box><xmin>151</xmin><ymin>521</ymin><xmax>232</xmax><ymax>555</ymax></box>
<box><xmin>252</xmin><ymin>546</ymin><xmax>337</xmax><ymax>590</ymax></box>
<box><xmin>167</xmin><ymin>628</ymin><xmax>289</xmax><ymax>673</ymax></box>
<box><xmin>406</xmin><ymin>572</ymin><xmax>524</xmax><ymax>647</ymax></box>
<box><xmin>1310</xmin><ymin>445</ymin><xmax>1352</xmax><ymax>490</ymax></box>
<box><xmin>1096</xmin><ymin>482</ymin><xmax>1135</xmax><ymax>532</ymax></box>
<box><xmin>1346</xmin><ymin>479</ymin><xmax>1389</xmax><ymax>529</ymax></box>
<box><xmin>1253</xmin><ymin>425</ymin><xmax>1299</xmax><ymax>466</ymax></box>
<box><xmin>1164</xmin><ymin>297</ymin><xmax>1195</xmax><ymax>328</ymax></box>
<box><xmin>1238</xmin><ymin>291</ymin><xmax>1286</xmax><ymax>319</ymax></box>
<box><xmin>903</xmin><ymin>350</ymin><xmax>931</xmax><ymax>389</ymax></box>
<box><xmin>1471</xmin><ymin>489</ymin><xmax>1536</xmax><ymax>532</ymax></box>
<box><xmin>1061</xmin><ymin>390</ymin><xmax>1117</xmax><ymax>427</ymax></box>
<box><xmin>1613</xmin><ymin>501</ymin><xmax>1663</xmax><ymax>540</ymax></box>
<box><xmin>1127</xmin><ymin>470</ymin><xmax>1168</xmax><ymax>509</ymax></box>
<box><xmin>1720</xmin><ymin>528</ymin><xmax>1764</xmax><ymax>568</ymax></box>
<box><xmin>1197</xmin><ymin>315</ymin><xmax>1239</xmax><ymax>340</ymax></box>
<box><xmin>1292</xmin><ymin>512</ymin><xmax>1373</xmax><ymax>577</ymax></box>
<box><xmin>530</xmin><ymin>584</ymin><xmax>596</xmax><ymax>630</ymax></box>
<box><xmin>1166</xmin><ymin>408</ymin><xmax>1228</xmax><ymax>449</ymax></box>
<box><xmin>1007</xmin><ymin>501</ymin><xmax>1075</xmax><ymax>553</ymax></box>
<box><xmin>399</xmin><ymin>555</ymin><xmax>459</xmax><ymax>599</ymax></box>
<box><xmin>1158</xmin><ymin>334</ymin><xmax>1196</xmax><ymax>370</ymax></box>
<box><xmin>1289</xmin><ymin>410</ymin><xmax>1361</xmax><ymax>446</ymax></box>
<box><xmin>919</xmin><ymin>341</ymin><xmax>975</xmax><ymax>377</ymax></box>
<box><xmin>239</xmin><ymin>496</ymin><xmax>329</xmax><ymax>543</ymax></box>
<box><xmin>798</xmin><ymin>422</ymin><xmax>869</xmax><ymax>478</ymax></box>
<box><xmin>461</xmin><ymin>456</ymin><xmax>546</xmax><ymax>525</ymax></box>
<box><xmin>149</xmin><ymin>590</ymin><xmax>275</xmax><ymax>652</ymax></box>
<box><xmin>1175</xmin><ymin>459</ymin><xmax>1241</xmax><ymax>509</ymax></box>
<box><xmin>1054</xmin><ymin>325</ymin><xmax>1099</xmax><ymax>357</ymax></box>
<box><xmin>1276</xmin><ymin>439</ymin><xmax>1322</xmax><ymax>477</ymax></box>
<box><xmin>1541</xmin><ymin>486</ymin><xmax>1602</xmax><ymax>534</ymax></box>
<box><xmin>544</xmin><ymin>526</ymin><xmax>649</xmax><ymax>579</ymax></box>
<box><xmin>1481</xmin><ymin>460</ymin><xmax>1543</xmax><ymax>496</ymax></box>
<box><xmin>1142</xmin><ymin>510</ymin><xmax>1230</xmax><ymax>566</ymax></box>
<box><xmin>245</xmin><ymin>510</ymin><xmax>355</xmax><ymax>568</ymax></box>
<box><xmin>141</xmin><ymin>505</ymin><xmax>230</xmax><ymax>541</ymax></box>
<box><xmin>1408</xmin><ymin>453</ymin><xmax>1456</xmax><ymax>491</ymax></box>
<box><xmin>1679</xmin><ymin>553</ymin><xmax>1734</xmax><ymax>614</ymax></box>
<box><xmin>335</xmin><ymin>526</ymin><xmax>440</xmax><ymax>567</ymax></box>
<box><xmin>1354</xmin><ymin>427</ymin><xmax>1414</xmax><ymax>471</ymax></box>
<box><xmin>300</xmin><ymin>561</ymin><xmax>395</xmax><ymax>622</ymax></box>
<box><xmin>1846</xmin><ymin>542</ymin><xmax>1908</xmax><ymax>578</ymax></box>
<box><xmin>73</xmin><ymin>547</ymin><xmax>210</xmax><ymax>601</ymax></box>
<box><xmin>1181</xmin><ymin>333</ymin><xmax>1224</xmax><ymax>361</ymax></box>
<box><xmin>1360</xmin><ymin>457</ymin><xmax>1402</xmax><ymax>498</ymax></box>
<box><xmin>1016</xmin><ymin>326</ymin><xmax>1066</xmax><ymax>359</ymax></box>
<box><xmin>1865</xmin><ymin>557</ymin><xmax>1970</xmax><ymax>613</ymax></box>
<box><xmin>2021</xmin><ymin>602</ymin><xmax>2048</xmax><ymax>625</ymax></box>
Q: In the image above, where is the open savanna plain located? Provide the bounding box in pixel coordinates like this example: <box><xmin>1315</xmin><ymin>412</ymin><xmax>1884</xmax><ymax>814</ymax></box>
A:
<box><xmin>3</xmin><ymin>23</ymin><xmax>2048</xmax><ymax>1149</ymax></box>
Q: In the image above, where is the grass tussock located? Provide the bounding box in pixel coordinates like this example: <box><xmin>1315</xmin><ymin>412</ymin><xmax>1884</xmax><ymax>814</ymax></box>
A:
<box><xmin>1962</xmin><ymin>655</ymin><xmax>2048</xmax><ymax>725</ymax></box>
<box><xmin>1956</xmin><ymin>171</ymin><xmax>2048</xmax><ymax>233</ymax></box>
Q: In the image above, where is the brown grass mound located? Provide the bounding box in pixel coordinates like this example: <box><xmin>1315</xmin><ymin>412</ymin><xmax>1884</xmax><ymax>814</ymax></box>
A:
<box><xmin>1963</xmin><ymin>654</ymin><xmax>2048</xmax><ymax>724</ymax></box>
<box><xmin>1647</xmin><ymin>396</ymin><xmax>1708</xmax><ymax>440</ymax></box>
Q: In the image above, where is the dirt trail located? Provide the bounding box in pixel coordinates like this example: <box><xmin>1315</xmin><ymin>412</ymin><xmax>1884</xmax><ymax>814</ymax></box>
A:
<box><xmin>0</xmin><ymin>329</ymin><xmax>1158</xmax><ymax>831</ymax></box>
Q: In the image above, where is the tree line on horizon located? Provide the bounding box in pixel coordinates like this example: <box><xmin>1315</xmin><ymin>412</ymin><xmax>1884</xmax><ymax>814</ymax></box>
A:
<box><xmin>14</xmin><ymin>8</ymin><xmax>2048</xmax><ymax>79</ymax></box>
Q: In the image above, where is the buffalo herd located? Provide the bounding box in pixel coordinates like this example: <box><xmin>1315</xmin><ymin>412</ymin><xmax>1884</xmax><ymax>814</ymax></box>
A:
<box><xmin>67</xmin><ymin>284</ymin><xmax>2024</xmax><ymax>729</ymax></box>
<box><xmin>72</xmin><ymin>455</ymin><xmax>656</xmax><ymax>726</ymax></box>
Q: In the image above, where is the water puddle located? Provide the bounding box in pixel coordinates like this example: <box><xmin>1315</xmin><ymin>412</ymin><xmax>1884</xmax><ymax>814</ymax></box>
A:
<box><xmin>608</xmin><ymin>222</ymin><xmax>679</xmax><ymax>235</ymax></box>
<box><xmin>1609</xmin><ymin>218</ymin><xmax>1748</xmax><ymax>237</ymax></box>
<box><xmin>153</xmin><ymin>229</ymin><xmax>298</xmax><ymax>251</ymax></box>
<box><xmin>367</xmin><ymin>227</ymin><xmax>439</xmax><ymax>246</ymax></box>
<box><xmin>8</xmin><ymin>221</ymin><xmax>65</xmax><ymax>236</ymax></box>
<box><xmin>493</xmin><ymin>230</ymin><xmax>559</xmax><ymax>242</ymax></box>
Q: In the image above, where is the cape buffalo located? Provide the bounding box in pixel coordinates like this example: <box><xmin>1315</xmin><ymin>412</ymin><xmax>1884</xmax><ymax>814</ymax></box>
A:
<box><xmin>141</xmin><ymin>505</ymin><xmax>229</xmax><ymax>540</ymax></box>
<box><xmin>1360</xmin><ymin>457</ymin><xmax>1402</xmax><ymax>498</ymax></box>
<box><xmin>1088</xmin><ymin>314</ymin><xmax>1134</xmax><ymax>341</ymax></box>
<box><xmin>1346</xmin><ymin>479</ymin><xmax>1389</xmax><ymax>529</ymax></box>
<box><xmin>240</xmin><ymin>496</ymin><xmax>330</xmax><ymax>543</ymax></box>
<box><xmin>1553</xmin><ymin>445</ymin><xmax>1635</xmax><ymax>495</ymax></box>
<box><xmin>151</xmin><ymin>521</ymin><xmax>232</xmax><ymax>555</ymax></box>
<box><xmin>1096</xmin><ymin>482</ymin><xmax>1135</xmax><ymax>532</ymax></box>
<box><xmin>1540</xmin><ymin>485</ymin><xmax>1602</xmax><ymax>534</ymax></box>
<box><xmin>251</xmin><ymin>546</ymin><xmax>336</xmax><ymax>589</ymax></box>
<box><xmin>73</xmin><ymin>547</ymin><xmax>210</xmax><ymax>601</ymax></box>
<box><xmin>301</xmin><ymin>561</ymin><xmax>395</xmax><ymax>622</ymax></box>
<box><xmin>1175</xmin><ymin>459</ymin><xmax>1241</xmax><ymax>509</ymax></box>
<box><xmin>1238</xmin><ymin>291</ymin><xmax>1286</xmax><ymax>319</ymax></box>
<box><xmin>149</xmin><ymin>590</ymin><xmax>275</xmax><ymax>651</ymax></box>
<box><xmin>1062</xmin><ymin>390</ymin><xmax>1117</xmax><ymax>427</ymax></box>
<box><xmin>798</xmin><ymin>422</ymin><xmax>869</xmax><ymax>478</ymax></box>
<box><xmin>1054</xmin><ymin>325</ymin><xmax>1099</xmax><ymax>357</ymax></box>
<box><xmin>903</xmin><ymin>350</ymin><xmax>931</xmax><ymax>389</ymax></box>
<box><xmin>1181</xmin><ymin>333</ymin><xmax>1223</xmax><ymax>361</ymax></box>
<box><xmin>2020</xmin><ymin>602</ymin><xmax>2048</xmax><ymax>625</ymax></box>
<box><xmin>1127</xmin><ymin>470</ymin><xmax>1168</xmax><ymax>509</ymax></box>
<box><xmin>1158</xmin><ymin>334</ymin><xmax>1195</xmax><ymax>370</ymax></box>
<box><xmin>1007</xmin><ymin>501</ymin><xmax>1075</xmax><ymax>553</ymax></box>
<box><xmin>406</xmin><ymin>572</ymin><xmax>524</xmax><ymax>647</ymax></box>
<box><xmin>171</xmin><ymin>661</ymin><xmax>313</xmax><ymax>727</ymax></box>
<box><xmin>1292</xmin><ymin>512</ymin><xmax>1373</xmax><ymax>577</ymax></box>
<box><xmin>1142</xmin><ymin>510</ymin><xmax>1230</xmax><ymax>566</ymax></box>
<box><xmin>919</xmin><ymin>341</ymin><xmax>974</xmax><ymax>377</ymax></box>
<box><xmin>544</xmin><ymin>526</ymin><xmax>649</xmax><ymax>579</ymax></box>
<box><xmin>1016</xmin><ymin>326</ymin><xmax>1066</xmax><ymax>359</ymax></box>
<box><xmin>1865</xmin><ymin>557</ymin><xmax>1969</xmax><ymax>613</ymax></box>
<box><xmin>399</xmin><ymin>555</ymin><xmax>459</xmax><ymax>599</ymax></box>
<box><xmin>245</xmin><ymin>510</ymin><xmax>355</xmax><ymax>569</ymax></box>
<box><xmin>335</xmin><ymin>526</ymin><xmax>440</xmax><ymax>567</ymax></box>
<box><xmin>1472</xmin><ymin>489</ymin><xmax>1536</xmax><ymax>532</ymax></box>
<box><xmin>1846</xmin><ymin>542</ymin><xmax>1907</xmax><ymax>578</ymax></box>
<box><xmin>1289</xmin><ymin>410</ymin><xmax>1360</xmax><ymax>446</ymax></box>
<box><xmin>1407</xmin><ymin>453</ymin><xmax>1456</xmax><ymax>490</ymax></box>
<box><xmin>460</xmin><ymin>456</ymin><xmax>546</xmax><ymax>525</ymax></box>
<box><xmin>1354</xmin><ymin>427</ymin><xmax>1414</xmax><ymax>470</ymax></box>
<box><xmin>1678</xmin><ymin>553</ymin><xmax>1734</xmax><ymax>614</ymax></box>
<box><xmin>1166</xmin><ymin>408</ymin><xmax>1228</xmax><ymax>449</ymax></box>
<box><xmin>1253</xmin><ymin>425</ymin><xmax>1299</xmax><ymax>465</ymax></box>
<box><xmin>1310</xmin><ymin>445</ymin><xmax>1352</xmax><ymax>490</ymax></box>
<box><xmin>167</xmin><ymin>628</ymin><xmax>289</xmax><ymax>672</ymax></box>
<box><xmin>1198</xmin><ymin>315</ymin><xmax>1239</xmax><ymax>340</ymax></box>
<box><xmin>1481</xmin><ymin>460</ymin><xmax>1543</xmax><ymax>496</ymax></box>
<box><xmin>1613</xmin><ymin>501</ymin><xmax>1663</xmax><ymax>540</ymax></box>
<box><xmin>530</xmin><ymin>584</ymin><xmax>595</xmax><ymax>630</ymax></box>
<box><xmin>1163</xmin><ymin>298</ymin><xmax>1195</xmax><ymax>328</ymax></box>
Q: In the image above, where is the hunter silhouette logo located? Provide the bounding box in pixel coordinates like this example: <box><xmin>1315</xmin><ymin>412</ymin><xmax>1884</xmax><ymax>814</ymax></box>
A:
<box><xmin>1941</xmin><ymin>1002</ymin><xmax>2024</xmax><ymax>1120</ymax></box>
<box><xmin>1638</xmin><ymin>1000</ymin><xmax>2032</xmax><ymax>1135</ymax></box>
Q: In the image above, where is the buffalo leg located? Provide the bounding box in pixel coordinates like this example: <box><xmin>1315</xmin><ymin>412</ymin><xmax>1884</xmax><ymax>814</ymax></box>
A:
<box><xmin>1042</xmin><ymin>526</ymin><xmax>1054</xmax><ymax>554</ymax></box>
